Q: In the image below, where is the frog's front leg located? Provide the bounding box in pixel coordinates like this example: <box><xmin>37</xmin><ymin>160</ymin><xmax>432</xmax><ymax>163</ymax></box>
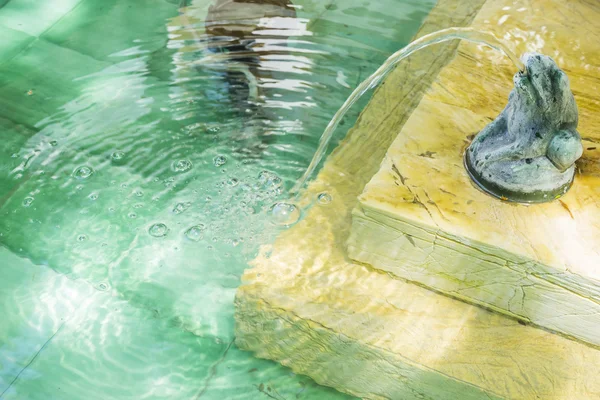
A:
<box><xmin>477</xmin><ymin>142</ymin><xmax>523</xmax><ymax>167</ymax></box>
<box><xmin>546</xmin><ymin>129</ymin><xmax>583</xmax><ymax>172</ymax></box>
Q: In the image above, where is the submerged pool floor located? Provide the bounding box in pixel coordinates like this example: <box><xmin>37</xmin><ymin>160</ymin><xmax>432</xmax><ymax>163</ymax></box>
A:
<box><xmin>0</xmin><ymin>0</ymin><xmax>435</xmax><ymax>398</ymax></box>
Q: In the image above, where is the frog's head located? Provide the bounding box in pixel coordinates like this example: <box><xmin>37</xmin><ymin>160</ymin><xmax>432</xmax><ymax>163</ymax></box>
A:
<box><xmin>513</xmin><ymin>53</ymin><xmax>578</xmax><ymax>129</ymax></box>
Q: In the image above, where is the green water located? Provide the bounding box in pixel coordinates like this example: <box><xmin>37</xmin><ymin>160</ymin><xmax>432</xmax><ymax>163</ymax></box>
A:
<box><xmin>0</xmin><ymin>0</ymin><xmax>435</xmax><ymax>398</ymax></box>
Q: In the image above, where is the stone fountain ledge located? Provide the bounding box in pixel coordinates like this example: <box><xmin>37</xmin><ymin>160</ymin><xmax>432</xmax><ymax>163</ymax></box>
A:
<box><xmin>235</xmin><ymin>0</ymin><xmax>600</xmax><ymax>399</ymax></box>
<box><xmin>347</xmin><ymin>0</ymin><xmax>600</xmax><ymax>348</ymax></box>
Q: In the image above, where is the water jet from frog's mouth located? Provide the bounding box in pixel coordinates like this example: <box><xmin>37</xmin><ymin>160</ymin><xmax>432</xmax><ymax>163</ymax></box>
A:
<box><xmin>290</xmin><ymin>27</ymin><xmax>524</xmax><ymax>197</ymax></box>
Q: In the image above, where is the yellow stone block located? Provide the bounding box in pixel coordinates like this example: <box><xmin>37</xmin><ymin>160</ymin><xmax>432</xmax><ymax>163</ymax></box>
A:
<box><xmin>348</xmin><ymin>0</ymin><xmax>600</xmax><ymax>348</ymax></box>
<box><xmin>235</xmin><ymin>1</ymin><xmax>600</xmax><ymax>398</ymax></box>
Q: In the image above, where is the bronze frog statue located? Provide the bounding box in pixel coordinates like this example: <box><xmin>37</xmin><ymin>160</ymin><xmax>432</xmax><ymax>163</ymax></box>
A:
<box><xmin>466</xmin><ymin>52</ymin><xmax>583</xmax><ymax>203</ymax></box>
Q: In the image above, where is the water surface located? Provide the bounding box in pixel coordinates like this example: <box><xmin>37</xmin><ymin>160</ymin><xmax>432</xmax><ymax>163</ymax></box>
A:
<box><xmin>0</xmin><ymin>0</ymin><xmax>435</xmax><ymax>398</ymax></box>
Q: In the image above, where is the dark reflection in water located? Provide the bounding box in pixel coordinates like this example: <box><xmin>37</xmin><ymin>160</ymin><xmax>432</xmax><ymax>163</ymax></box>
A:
<box><xmin>200</xmin><ymin>0</ymin><xmax>300</xmax><ymax>149</ymax></box>
<box><xmin>175</xmin><ymin>0</ymin><xmax>315</xmax><ymax>157</ymax></box>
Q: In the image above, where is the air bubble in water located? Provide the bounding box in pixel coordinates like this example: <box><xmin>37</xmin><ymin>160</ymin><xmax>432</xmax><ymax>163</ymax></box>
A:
<box><xmin>269</xmin><ymin>202</ymin><xmax>301</xmax><ymax>226</ymax></box>
<box><xmin>213</xmin><ymin>155</ymin><xmax>227</xmax><ymax>167</ymax></box>
<box><xmin>205</xmin><ymin>125</ymin><xmax>220</xmax><ymax>134</ymax></box>
<box><xmin>22</xmin><ymin>197</ymin><xmax>34</xmax><ymax>207</ymax></box>
<box><xmin>111</xmin><ymin>151</ymin><xmax>126</xmax><ymax>161</ymax></box>
<box><xmin>185</xmin><ymin>224</ymin><xmax>206</xmax><ymax>242</ymax></box>
<box><xmin>73</xmin><ymin>166</ymin><xmax>94</xmax><ymax>180</ymax></box>
<box><xmin>49</xmin><ymin>140</ymin><xmax>58</xmax><ymax>147</ymax></box>
<box><xmin>317</xmin><ymin>192</ymin><xmax>332</xmax><ymax>205</ymax></box>
<box><xmin>77</xmin><ymin>234</ymin><xmax>88</xmax><ymax>242</ymax></box>
<box><xmin>258</xmin><ymin>171</ymin><xmax>283</xmax><ymax>189</ymax></box>
<box><xmin>98</xmin><ymin>283</ymin><xmax>109</xmax><ymax>291</ymax></box>
<box><xmin>89</xmin><ymin>193</ymin><xmax>99</xmax><ymax>201</ymax></box>
<box><xmin>128</xmin><ymin>212</ymin><xmax>137</xmax><ymax>219</ymax></box>
<box><xmin>173</xmin><ymin>202</ymin><xmax>191</xmax><ymax>214</ymax></box>
<box><xmin>172</xmin><ymin>159</ymin><xmax>193</xmax><ymax>172</ymax></box>
<box><xmin>227</xmin><ymin>178</ymin><xmax>239</xmax><ymax>187</ymax></box>
<box><xmin>149</xmin><ymin>223</ymin><xmax>169</xmax><ymax>237</ymax></box>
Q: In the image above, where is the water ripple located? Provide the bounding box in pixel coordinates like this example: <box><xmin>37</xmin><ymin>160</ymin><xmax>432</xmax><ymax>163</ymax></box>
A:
<box><xmin>0</xmin><ymin>0</ymin><xmax>436</xmax><ymax>398</ymax></box>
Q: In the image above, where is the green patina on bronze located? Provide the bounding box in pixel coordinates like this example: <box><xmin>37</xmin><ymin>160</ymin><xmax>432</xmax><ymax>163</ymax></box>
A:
<box><xmin>465</xmin><ymin>53</ymin><xmax>583</xmax><ymax>203</ymax></box>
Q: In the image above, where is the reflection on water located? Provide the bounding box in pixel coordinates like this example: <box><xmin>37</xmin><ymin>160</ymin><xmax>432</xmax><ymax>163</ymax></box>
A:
<box><xmin>0</xmin><ymin>0</ymin><xmax>435</xmax><ymax>398</ymax></box>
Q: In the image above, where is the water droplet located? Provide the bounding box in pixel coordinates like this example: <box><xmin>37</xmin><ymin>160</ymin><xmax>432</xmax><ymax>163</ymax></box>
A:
<box><xmin>73</xmin><ymin>166</ymin><xmax>94</xmax><ymax>180</ymax></box>
<box><xmin>128</xmin><ymin>212</ymin><xmax>137</xmax><ymax>219</ymax></box>
<box><xmin>22</xmin><ymin>197</ymin><xmax>34</xmax><ymax>207</ymax></box>
<box><xmin>134</xmin><ymin>190</ymin><xmax>144</xmax><ymax>197</ymax></box>
<box><xmin>185</xmin><ymin>224</ymin><xmax>206</xmax><ymax>241</ymax></box>
<box><xmin>227</xmin><ymin>178</ymin><xmax>239</xmax><ymax>187</ymax></box>
<box><xmin>213</xmin><ymin>155</ymin><xmax>227</xmax><ymax>167</ymax></box>
<box><xmin>89</xmin><ymin>193</ymin><xmax>99</xmax><ymax>201</ymax></box>
<box><xmin>149</xmin><ymin>223</ymin><xmax>169</xmax><ymax>237</ymax></box>
<box><xmin>172</xmin><ymin>159</ymin><xmax>193</xmax><ymax>172</ymax></box>
<box><xmin>111</xmin><ymin>151</ymin><xmax>127</xmax><ymax>166</ymax></box>
<box><xmin>269</xmin><ymin>202</ymin><xmax>301</xmax><ymax>226</ymax></box>
<box><xmin>317</xmin><ymin>192</ymin><xmax>332</xmax><ymax>205</ymax></box>
<box><xmin>98</xmin><ymin>283</ymin><xmax>109</xmax><ymax>291</ymax></box>
<box><xmin>173</xmin><ymin>202</ymin><xmax>191</xmax><ymax>214</ymax></box>
<box><xmin>49</xmin><ymin>140</ymin><xmax>58</xmax><ymax>147</ymax></box>
<box><xmin>205</xmin><ymin>124</ymin><xmax>220</xmax><ymax>134</ymax></box>
<box><xmin>77</xmin><ymin>234</ymin><xmax>88</xmax><ymax>242</ymax></box>
<box><xmin>258</xmin><ymin>171</ymin><xmax>283</xmax><ymax>189</ymax></box>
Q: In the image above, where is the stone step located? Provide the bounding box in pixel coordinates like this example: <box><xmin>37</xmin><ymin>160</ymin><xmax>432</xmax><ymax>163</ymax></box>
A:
<box><xmin>347</xmin><ymin>0</ymin><xmax>600</xmax><ymax>348</ymax></box>
<box><xmin>235</xmin><ymin>0</ymin><xmax>600</xmax><ymax>398</ymax></box>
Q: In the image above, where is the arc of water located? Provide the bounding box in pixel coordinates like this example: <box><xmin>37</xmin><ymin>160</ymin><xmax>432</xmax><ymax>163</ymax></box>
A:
<box><xmin>290</xmin><ymin>27</ymin><xmax>524</xmax><ymax>195</ymax></box>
